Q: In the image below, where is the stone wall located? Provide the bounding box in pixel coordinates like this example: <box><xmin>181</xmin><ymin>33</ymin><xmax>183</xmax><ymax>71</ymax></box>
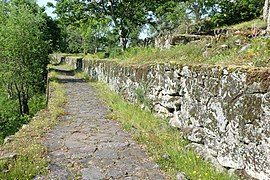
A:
<box><xmin>55</xmin><ymin>55</ymin><xmax>270</xmax><ymax>179</ymax></box>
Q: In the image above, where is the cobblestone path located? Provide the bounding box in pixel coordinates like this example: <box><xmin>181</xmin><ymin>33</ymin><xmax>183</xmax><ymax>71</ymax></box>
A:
<box><xmin>41</xmin><ymin>72</ymin><xmax>167</xmax><ymax>179</ymax></box>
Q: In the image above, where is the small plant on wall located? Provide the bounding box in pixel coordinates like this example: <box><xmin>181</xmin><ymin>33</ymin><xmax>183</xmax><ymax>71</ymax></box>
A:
<box><xmin>135</xmin><ymin>85</ymin><xmax>153</xmax><ymax>112</ymax></box>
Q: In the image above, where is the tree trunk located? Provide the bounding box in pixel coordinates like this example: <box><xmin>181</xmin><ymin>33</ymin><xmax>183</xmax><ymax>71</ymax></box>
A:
<box><xmin>192</xmin><ymin>4</ymin><xmax>201</xmax><ymax>23</ymax></box>
<box><xmin>267</xmin><ymin>5</ymin><xmax>270</xmax><ymax>31</ymax></box>
<box><xmin>22</xmin><ymin>92</ymin><xmax>29</xmax><ymax>115</ymax></box>
<box><xmin>263</xmin><ymin>0</ymin><xmax>269</xmax><ymax>21</ymax></box>
<box><xmin>14</xmin><ymin>83</ymin><xmax>23</xmax><ymax>116</ymax></box>
<box><xmin>83</xmin><ymin>38</ymin><xmax>87</xmax><ymax>55</ymax></box>
<box><xmin>14</xmin><ymin>83</ymin><xmax>29</xmax><ymax>116</ymax></box>
<box><xmin>122</xmin><ymin>38</ymin><xmax>128</xmax><ymax>51</ymax></box>
<box><xmin>7</xmin><ymin>83</ymin><xmax>13</xmax><ymax>98</ymax></box>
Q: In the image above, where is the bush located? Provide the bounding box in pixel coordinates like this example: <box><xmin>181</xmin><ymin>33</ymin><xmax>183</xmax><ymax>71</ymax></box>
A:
<box><xmin>108</xmin><ymin>46</ymin><xmax>123</xmax><ymax>58</ymax></box>
<box><xmin>211</xmin><ymin>0</ymin><xmax>264</xmax><ymax>27</ymax></box>
<box><xmin>0</xmin><ymin>91</ymin><xmax>46</xmax><ymax>143</ymax></box>
<box><xmin>28</xmin><ymin>94</ymin><xmax>46</xmax><ymax>116</ymax></box>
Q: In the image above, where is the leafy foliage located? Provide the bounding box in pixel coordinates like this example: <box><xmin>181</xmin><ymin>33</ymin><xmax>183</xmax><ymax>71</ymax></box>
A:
<box><xmin>0</xmin><ymin>3</ymin><xmax>49</xmax><ymax>115</ymax></box>
<box><xmin>0</xmin><ymin>1</ymin><xmax>51</xmax><ymax>143</ymax></box>
<box><xmin>52</xmin><ymin>0</ymin><xmax>186</xmax><ymax>52</ymax></box>
<box><xmin>50</xmin><ymin>0</ymin><xmax>266</xmax><ymax>56</ymax></box>
<box><xmin>211</xmin><ymin>0</ymin><xmax>264</xmax><ymax>27</ymax></box>
<box><xmin>155</xmin><ymin>1</ymin><xmax>189</xmax><ymax>35</ymax></box>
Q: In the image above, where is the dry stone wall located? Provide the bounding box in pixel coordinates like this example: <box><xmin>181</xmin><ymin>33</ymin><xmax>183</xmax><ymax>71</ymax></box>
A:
<box><xmin>54</xmin><ymin>55</ymin><xmax>270</xmax><ymax>180</ymax></box>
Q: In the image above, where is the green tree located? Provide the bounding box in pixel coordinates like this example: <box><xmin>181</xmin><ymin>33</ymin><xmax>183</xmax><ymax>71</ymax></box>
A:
<box><xmin>52</xmin><ymin>0</ymin><xmax>185</xmax><ymax>51</ymax></box>
<box><xmin>41</xmin><ymin>14</ymin><xmax>62</xmax><ymax>53</ymax></box>
<box><xmin>0</xmin><ymin>4</ymin><xmax>49</xmax><ymax>115</ymax></box>
<box><xmin>88</xmin><ymin>0</ymin><xmax>148</xmax><ymax>50</ymax></box>
<box><xmin>80</xmin><ymin>16</ymin><xmax>111</xmax><ymax>54</ymax></box>
<box><xmin>185</xmin><ymin>0</ymin><xmax>218</xmax><ymax>22</ymax></box>
<box><xmin>155</xmin><ymin>1</ymin><xmax>188</xmax><ymax>36</ymax></box>
<box><xmin>66</xmin><ymin>26</ymin><xmax>83</xmax><ymax>53</ymax></box>
<box><xmin>211</xmin><ymin>0</ymin><xmax>263</xmax><ymax>27</ymax></box>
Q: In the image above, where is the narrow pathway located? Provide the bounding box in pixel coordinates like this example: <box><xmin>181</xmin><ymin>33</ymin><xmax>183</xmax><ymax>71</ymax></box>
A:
<box><xmin>41</xmin><ymin>71</ymin><xmax>167</xmax><ymax>179</ymax></box>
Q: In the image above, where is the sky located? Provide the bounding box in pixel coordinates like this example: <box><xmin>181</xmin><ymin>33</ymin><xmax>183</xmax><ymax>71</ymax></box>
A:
<box><xmin>36</xmin><ymin>0</ymin><xmax>56</xmax><ymax>18</ymax></box>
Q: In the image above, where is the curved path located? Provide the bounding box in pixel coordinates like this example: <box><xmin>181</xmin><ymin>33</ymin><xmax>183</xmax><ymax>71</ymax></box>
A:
<box><xmin>41</xmin><ymin>71</ymin><xmax>167</xmax><ymax>179</ymax></box>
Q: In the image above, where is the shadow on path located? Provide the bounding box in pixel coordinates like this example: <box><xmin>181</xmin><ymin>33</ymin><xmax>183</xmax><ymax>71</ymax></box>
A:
<box><xmin>50</xmin><ymin>67</ymin><xmax>87</xmax><ymax>83</ymax></box>
<box><xmin>50</xmin><ymin>67</ymin><xmax>76</xmax><ymax>76</ymax></box>
<box><xmin>55</xmin><ymin>78</ymin><xmax>86</xmax><ymax>83</ymax></box>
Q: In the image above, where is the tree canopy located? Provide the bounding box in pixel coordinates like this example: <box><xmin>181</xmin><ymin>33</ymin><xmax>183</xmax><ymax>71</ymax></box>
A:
<box><xmin>0</xmin><ymin>1</ymin><xmax>50</xmax><ymax>115</ymax></box>
<box><xmin>48</xmin><ymin>0</ymin><xmax>264</xmax><ymax>54</ymax></box>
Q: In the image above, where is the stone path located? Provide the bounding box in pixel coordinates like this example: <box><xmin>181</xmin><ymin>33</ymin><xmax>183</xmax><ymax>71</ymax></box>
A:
<box><xmin>40</xmin><ymin>71</ymin><xmax>167</xmax><ymax>179</ymax></box>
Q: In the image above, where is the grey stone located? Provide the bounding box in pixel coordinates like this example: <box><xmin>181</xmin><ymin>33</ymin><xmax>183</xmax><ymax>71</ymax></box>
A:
<box><xmin>48</xmin><ymin>162</ymin><xmax>74</xmax><ymax>180</ymax></box>
<box><xmin>220</xmin><ymin>44</ymin><xmax>228</xmax><ymax>48</ymax></box>
<box><xmin>65</xmin><ymin>140</ymin><xmax>85</xmax><ymax>149</ymax></box>
<box><xmin>235</xmin><ymin>39</ymin><xmax>241</xmax><ymax>45</ymax></box>
<box><xmin>147</xmin><ymin>172</ymin><xmax>166</xmax><ymax>180</ymax></box>
<box><xmin>205</xmin><ymin>43</ymin><xmax>212</xmax><ymax>48</ymax></box>
<box><xmin>176</xmin><ymin>172</ymin><xmax>187</xmax><ymax>180</ymax></box>
<box><xmin>81</xmin><ymin>167</ymin><xmax>104</xmax><ymax>180</ymax></box>
<box><xmin>142</xmin><ymin>162</ymin><xmax>159</xmax><ymax>169</ymax></box>
<box><xmin>0</xmin><ymin>153</ymin><xmax>17</xmax><ymax>160</ymax></box>
<box><xmin>42</xmin><ymin>67</ymin><xmax>166</xmax><ymax>179</ymax></box>
<box><xmin>3</xmin><ymin>136</ymin><xmax>14</xmax><ymax>144</ymax></box>
<box><xmin>238</xmin><ymin>44</ymin><xmax>251</xmax><ymax>53</ymax></box>
<box><xmin>94</xmin><ymin>149</ymin><xmax>118</xmax><ymax>159</ymax></box>
<box><xmin>105</xmin><ymin>168</ymin><xmax>124</xmax><ymax>179</ymax></box>
<box><xmin>162</xmin><ymin>154</ymin><xmax>170</xmax><ymax>160</ymax></box>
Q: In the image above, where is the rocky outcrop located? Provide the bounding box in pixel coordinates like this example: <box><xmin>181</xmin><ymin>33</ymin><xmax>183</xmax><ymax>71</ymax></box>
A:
<box><xmin>54</xmin><ymin>55</ymin><xmax>270</xmax><ymax>180</ymax></box>
<box><xmin>155</xmin><ymin>34</ymin><xmax>213</xmax><ymax>49</ymax></box>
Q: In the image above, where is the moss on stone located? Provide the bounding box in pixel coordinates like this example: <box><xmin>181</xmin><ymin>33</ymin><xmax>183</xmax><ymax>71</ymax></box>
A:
<box><xmin>246</xmin><ymin>70</ymin><xmax>270</xmax><ymax>92</ymax></box>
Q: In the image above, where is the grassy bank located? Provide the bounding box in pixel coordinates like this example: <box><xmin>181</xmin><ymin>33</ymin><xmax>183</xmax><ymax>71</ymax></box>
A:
<box><xmin>110</xmin><ymin>37</ymin><xmax>269</xmax><ymax>67</ymax></box>
<box><xmin>74</xmin><ymin>18</ymin><xmax>269</xmax><ymax>68</ymax></box>
<box><xmin>91</xmin><ymin>81</ymin><xmax>239</xmax><ymax>180</ymax></box>
<box><xmin>0</xmin><ymin>81</ymin><xmax>66</xmax><ymax>179</ymax></box>
<box><xmin>70</xmin><ymin>37</ymin><xmax>270</xmax><ymax>68</ymax></box>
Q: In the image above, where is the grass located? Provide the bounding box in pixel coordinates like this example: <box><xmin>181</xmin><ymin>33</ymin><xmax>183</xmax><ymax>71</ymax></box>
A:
<box><xmin>48</xmin><ymin>63</ymin><xmax>74</xmax><ymax>71</ymax></box>
<box><xmin>68</xmin><ymin>18</ymin><xmax>269</xmax><ymax>68</ymax></box>
<box><xmin>74</xmin><ymin>39</ymin><xmax>268</xmax><ymax>68</ymax></box>
<box><xmin>74</xmin><ymin>70</ymin><xmax>90</xmax><ymax>80</ymax></box>
<box><xmin>116</xmin><ymin>44</ymin><xmax>205</xmax><ymax>65</ymax></box>
<box><xmin>107</xmin><ymin>43</ymin><xmax>235</xmax><ymax>66</ymax></box>
<box><xmin>0</xmin><ymin>81</ymin><xmax>66</xmax><ymax>179</ymax></box>
<box><xmin>90</xmin><ymin>81</ymin><xmax>239</xmax><ymax>180</ymax></box>
<box><xmin>231</xmin><ymin>18</ymin><xmax>267</xmax><ymax>29</ymax></box>
<box><xmin>110</xmin><ymin>37</ymin><xmax>270</xmax><ymax>67</ymax></box>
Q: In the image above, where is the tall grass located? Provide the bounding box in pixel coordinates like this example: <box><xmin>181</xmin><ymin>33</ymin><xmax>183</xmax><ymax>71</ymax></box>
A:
<box><xmin>111</xmin><ymin>37</ymin><xmax>269</xmax><ymax>67</ymax></box>
<box><xmin>111</xmin><ymin>43</ymin><xmax>207</xmax><ymax>65</ymax></box>
<box><xmin>231</xmin><ymin>18</ymin><xmax>267</xmax><ymax>29</ymax></box>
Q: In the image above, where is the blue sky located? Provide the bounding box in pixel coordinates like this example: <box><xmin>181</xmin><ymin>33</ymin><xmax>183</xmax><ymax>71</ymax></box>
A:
<box><xmin>36</xmin><ymin>0</ymin><xmax>56</xmax><ymax>18</ymax></box>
